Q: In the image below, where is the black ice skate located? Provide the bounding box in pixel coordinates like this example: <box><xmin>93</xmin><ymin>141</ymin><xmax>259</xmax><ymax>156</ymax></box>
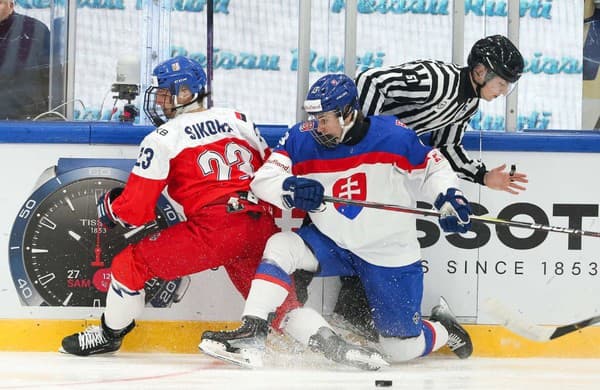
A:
<box><xmin>430</xmin><ymin>296</ymin><xmax>473</xmax><ymax>359</ymax></box>
<box><xmin>331</xmin><ymin>276</ymin><xmax>379</xmax><ymax>342</ymax></box>
<box><xmin>199</xmin><ymin>315</ymin><xmax>268</xmax><ymax>368</ymax></box>
<box><xmin>327</xmin><ymin>312</ymin><xmax>379</xmax><ymax>343</ymax></box>
<box><xmin>308</xmin><ymin>327</ymin><xmax>389</xmax><ymax>371</ymax></box>
<box><xmin>59</xmin><ymin>315</ymin><xmax>135</xmax><ymax>356</ymax></box>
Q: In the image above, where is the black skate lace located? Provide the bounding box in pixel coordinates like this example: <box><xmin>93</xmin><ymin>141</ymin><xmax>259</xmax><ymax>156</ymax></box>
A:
<box><xmin>78</xmin><ymin>326</ymin><xmax>108</xmax><ymax>350</ymax></box>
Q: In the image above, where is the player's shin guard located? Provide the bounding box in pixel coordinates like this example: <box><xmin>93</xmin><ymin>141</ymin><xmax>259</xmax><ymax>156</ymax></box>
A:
<box><xmin>270</xmin><ymin>290</ymin><xmax>303</xmax><ymax>333</ymax></box>
<box><xmin>243</xmin><ymin>262</ymin><xmax>292</xmax><ymax>320</ymax></box>
<box><xmin>421</xmin><ymin>319</ymin><xmax>449</xmax><ymax>355</ymax></box>
<box><xmin>104</xmin><ymin>278</ymin><xmax>145</xmax><ymax>330</ymax></box>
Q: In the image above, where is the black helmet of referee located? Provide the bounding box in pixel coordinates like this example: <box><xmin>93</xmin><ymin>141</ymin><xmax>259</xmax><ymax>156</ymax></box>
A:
<box><xmin>467</xmin><ymin>35</ymin><xmax>524</xmax><ymax>83</ymax></box>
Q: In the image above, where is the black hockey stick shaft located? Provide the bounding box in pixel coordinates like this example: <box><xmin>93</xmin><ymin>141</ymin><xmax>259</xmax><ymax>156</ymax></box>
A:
<box><xmin>549</xmin><ymin>315</ymin><xmax>600</xmax><ymax>339</ymax></box>
<box><xmin>322</xmin><ymin>196</ymin><xmax>600</xmax><ymax>238</ymax></box>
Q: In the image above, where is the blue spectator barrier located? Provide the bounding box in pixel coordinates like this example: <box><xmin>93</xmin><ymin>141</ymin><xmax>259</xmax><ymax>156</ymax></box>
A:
<box><xmin>1</xmin><ymin>121</ymin><xmax>600</xmax><ymax>152</ymax></box>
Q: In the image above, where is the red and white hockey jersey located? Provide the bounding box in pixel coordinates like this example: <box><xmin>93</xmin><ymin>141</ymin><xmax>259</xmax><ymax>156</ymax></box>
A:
<box><xmin>113</xmin><ymin>108</ymin><xmax>269</xmax><ymax>226</ymax></box>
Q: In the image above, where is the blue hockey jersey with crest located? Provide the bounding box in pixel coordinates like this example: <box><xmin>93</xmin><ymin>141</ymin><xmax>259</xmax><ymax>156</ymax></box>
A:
<box><xmin>251</xmin><ymin>115</ymin><xmax>460</xmax><ymax>266</ymax></box>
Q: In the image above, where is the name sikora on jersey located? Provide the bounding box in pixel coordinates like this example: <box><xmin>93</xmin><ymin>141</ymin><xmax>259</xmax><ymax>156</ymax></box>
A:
<box><xmin>184</xmin><ymin>120</ymin><xmax>234</xmax><ymax>140</ymax></box>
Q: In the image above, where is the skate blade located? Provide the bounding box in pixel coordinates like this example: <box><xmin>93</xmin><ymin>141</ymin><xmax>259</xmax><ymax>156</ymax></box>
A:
<box><xmin>199</xmin><ymin>339</ymin><xmax>264</xmax><ymax>369</ymax></box>
<box><xmin>345</xmin><ymin>350</ymin><xmax>390</xmax><ymax>370</ymax></box>
<box><xmin>437</xmin><ymin>296</ymin><xmax>454</xmax><ymax>315</ymax></box>
<box><xmin>57</xmin><ymin>346</ymin><xmax>118</xmax><ymax>356</ymax></box>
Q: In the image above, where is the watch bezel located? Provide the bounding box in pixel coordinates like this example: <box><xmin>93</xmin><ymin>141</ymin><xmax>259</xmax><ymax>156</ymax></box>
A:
<box><xmin>9</xmin><ymin>165</ymin><xmax>182</xmax><ymax>307</ymax></box>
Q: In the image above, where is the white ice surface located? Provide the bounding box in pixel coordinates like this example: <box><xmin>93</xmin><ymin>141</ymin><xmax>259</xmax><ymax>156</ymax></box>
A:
<box><xmin>0</xmin><ymin>351</ymin><xmax>599</xmax><ymax>390</ymax></box>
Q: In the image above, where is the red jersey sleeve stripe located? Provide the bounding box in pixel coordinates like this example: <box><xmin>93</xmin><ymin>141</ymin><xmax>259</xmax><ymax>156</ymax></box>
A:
<box><xmin>293</xmin><ymin>151</ymin><xmax>430</xmax><ymax>175</ymax></box>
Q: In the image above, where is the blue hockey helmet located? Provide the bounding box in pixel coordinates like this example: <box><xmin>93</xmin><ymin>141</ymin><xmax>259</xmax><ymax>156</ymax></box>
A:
<box><xmin>152</xmin><ymin>56</ymin><xmax>207</xmax><ymax>96</ymax></box>
<box><xmin>303</xmin><ymin>74</ymin><xmax>360</xmax><ymax>116</ymax></box>
<box><xmin>144</xmin><ymin>56</ymin><xmax>207</xmax><ymax>126</ymax></box>
<box><xmin>303</xmin><ymin>74</ymin><xmax>360</xmax><ymax>148</ymax></box>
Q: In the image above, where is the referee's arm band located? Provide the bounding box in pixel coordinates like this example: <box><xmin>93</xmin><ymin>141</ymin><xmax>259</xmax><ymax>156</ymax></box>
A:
<box><xmin>474</xmin><ymin>166</ymin><xmax>487</xmax><ymax>186</ymax></box>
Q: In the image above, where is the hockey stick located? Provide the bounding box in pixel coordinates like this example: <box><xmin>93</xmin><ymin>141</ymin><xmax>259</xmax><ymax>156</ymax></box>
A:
<box><xmin>482</xmin><ymin>298</ymin><xmax>600</xmax><ymax>341</ymax></box>
<box><xmin>322</xmin><ymin>196</ymin><xmax>600</xmax><ymax>238</ymax></box>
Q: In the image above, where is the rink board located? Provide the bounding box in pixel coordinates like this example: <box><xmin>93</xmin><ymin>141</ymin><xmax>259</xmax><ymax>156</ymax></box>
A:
<box><xmin>2</xmin><ymin>319</ymin><xmax>600</xmax><ymax>358</ymax></box>
<box><xmin>2</xmin><ymin>124</ymin><xmax>600</xmax><ymax>358</ymax></box>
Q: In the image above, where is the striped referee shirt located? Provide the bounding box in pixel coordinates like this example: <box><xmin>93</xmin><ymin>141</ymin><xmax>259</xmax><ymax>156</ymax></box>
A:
<box><xmin>356</xmin><ymin>60</ymin><xmax>486</xmax><ymax>185</ymax></box>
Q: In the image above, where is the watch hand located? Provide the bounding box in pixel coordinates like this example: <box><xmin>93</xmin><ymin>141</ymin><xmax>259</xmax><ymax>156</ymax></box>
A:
<box><xmin>102</xmin><ymin>219</ymin><xmax>161</xmax><ymax>249</ymax></box>
<box><xmin>123</xmin><ymin>221</ymin><xmax>158</xmax><ymax>239</ymax></box>
<box><xmin>68</xmin><ymin>230</ymin><xmax>82</xmax><ymax>241</ymax></box>
<box><xmin>90</xmin><ymin>220</ymin><xmax>105</xmax><ymax>268</ymax></box>
<box><xmin>68</xmin><ymin>229</ymin><xmax>94</xmax><ymax>251</ymax></box>
<box><xmin>63</xmin><ymin>292</ymin><xmax>73</xmax><ymax>306</ymax></box>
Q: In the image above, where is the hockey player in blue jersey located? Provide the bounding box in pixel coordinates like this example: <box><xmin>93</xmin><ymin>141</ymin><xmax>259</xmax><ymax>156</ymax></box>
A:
<box><xmin>200</xmin><ymin>74</ymin><xmax>473</xmax><ymax>369</ymax></box>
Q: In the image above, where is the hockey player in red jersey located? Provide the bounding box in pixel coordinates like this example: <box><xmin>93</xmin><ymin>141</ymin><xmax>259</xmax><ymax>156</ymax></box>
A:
<box><xmin>60</xmin><ymin>56</ymin><xmax>280</xmax><ymax>356</ymax></box>
<box><xmin>200</xmin><ymin>74</ymin><xmax>474</xmax><ymax>369</ymax></box>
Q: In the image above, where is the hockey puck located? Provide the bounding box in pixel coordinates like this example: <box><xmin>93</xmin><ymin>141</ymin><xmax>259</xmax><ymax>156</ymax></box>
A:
<box><xmin>375</xmin><ymin>380</ymin><xmax>392</xmax><ymax>387</ymax></box>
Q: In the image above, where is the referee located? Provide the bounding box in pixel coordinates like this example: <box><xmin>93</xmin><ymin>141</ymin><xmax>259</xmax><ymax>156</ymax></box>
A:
<box><xmin>357</xmin><ymin>34</ymin><xmax>528</xmax><ymax>192</ymax></box>
<box><xmin>333</xmin><ymin>35</ymin><xmax>529</xmax><ymax>341</ymax></box>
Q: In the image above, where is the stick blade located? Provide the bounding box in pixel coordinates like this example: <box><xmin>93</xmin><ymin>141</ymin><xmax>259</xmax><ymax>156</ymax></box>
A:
<box><xmin>548</xmin><ymin>315</ymin><xmax>600</xmax><ymax>340</ymax></box>
<box><xmin>481</xmin><ymin>298</ymin><xmax>554</xmax><ymax>342</ymax></box>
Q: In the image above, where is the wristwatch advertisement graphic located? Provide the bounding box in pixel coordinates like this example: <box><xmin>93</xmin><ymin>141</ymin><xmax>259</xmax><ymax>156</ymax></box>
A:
<box><xmin>9</xmin><ymin>158</ymin><xmax>190</xmax><ymax>308</ymax></box>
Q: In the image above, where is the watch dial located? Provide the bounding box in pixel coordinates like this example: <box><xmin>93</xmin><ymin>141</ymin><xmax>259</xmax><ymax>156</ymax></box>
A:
<box><xmin>18</xmin><ymin>178</ymin><xmax>173</xmax><ymax>307</ymax></box>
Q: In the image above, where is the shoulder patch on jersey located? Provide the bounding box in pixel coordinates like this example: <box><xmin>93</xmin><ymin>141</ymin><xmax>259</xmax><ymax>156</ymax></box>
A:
<box><xmin>235</xmin><ymin>112</ymin><xmax>247</xmax><ymax>122</ymax></box>
<box><xmin>428</xmin><ymin>149</ymin><xmax>444</xmax><ymax>163</ymax></box>
<box><xmin>400</xmin><ymin>69</ymin><xmax>420</xmax><ymax>85</ymax></box>
<box><xmin>300</xmin><ymin>120</ymin><xmax>316</xmax><ymax>132</ymax></box>
<box><xmin>155</xmin><ymin>127</ymin><xmax>169</xmax><ymax>136</ymax></box>
<box><xmin>276</xmin><ymin>131</ymin><xmax>290</xmax><ymax>148</ymax></box>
